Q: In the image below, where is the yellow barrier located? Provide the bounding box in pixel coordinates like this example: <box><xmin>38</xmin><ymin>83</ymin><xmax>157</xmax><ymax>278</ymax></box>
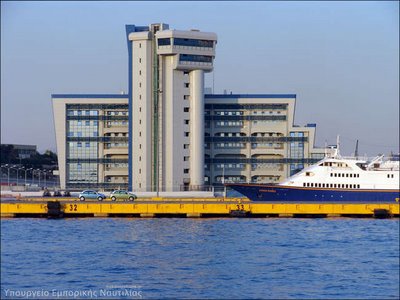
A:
<box><xmin>13</xmin><ymin>197</ymin><xmax>248</xmax><ymax>202</ymax></box>
<box><xmin>1</xmin><ymin>201</ymin><xmax>399</xmax><ymax>218</ymax></box>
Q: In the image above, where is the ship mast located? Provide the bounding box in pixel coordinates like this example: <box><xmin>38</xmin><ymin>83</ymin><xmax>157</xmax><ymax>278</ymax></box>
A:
<box><xmin>354</xmin><ymin>139</ymin><xmax>359</xmax><ymax>159</ymax></box>
<box><xmin>335</xmin><ymin>135</ymin><xmax>341</xmax><ymax>158</ymax></box>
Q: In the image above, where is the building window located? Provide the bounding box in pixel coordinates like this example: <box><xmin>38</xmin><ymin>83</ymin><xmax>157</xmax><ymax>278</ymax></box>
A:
<box><xmin>174</xmin><ymin>38</ymin><xmax>213</xmax><ymax>48</ymax></box>
<box><xmin>184</xmin><ymin>95</ymin><xmax>190</xmax><ymax>100</ymax></box>
<box><xmin>184</xmin><ymin>120</ymin><xmax>189</xmax><ymax>125</ymax></box>
<box><xmin>184</xmin><ymin>169</ymin><xmax>189</xmax><ymax>174</ymax></box>
<box><xmin>139</xmin><ymin>58</ymin><xmax>141</xmax><ymax>63</ymax></box>
<box><xmin>179</xmin><ymin>54</ymin><xmax>213</xmax><ymax>63</ymax></box>
<box><xmin>184</xmin><ymin>132</ymin><xmax>189</xmax><ymax>137</ymax></box>
<box><xmin>184</xmin><ymin>83</ymin><xmax>189</xmax><ymax>88</ymax></box>
<box><xmin>184</xmin><ymin>107</ymin><xmax>189</xmax><ymax>112</ymax></box>
<box><xmin>158</xmin><ymin>38</ymin><xmax>171</xmax><ymax>46</ymax></box>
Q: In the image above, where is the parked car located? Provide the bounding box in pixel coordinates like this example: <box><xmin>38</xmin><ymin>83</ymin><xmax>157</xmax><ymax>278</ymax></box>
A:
<box><xmin>78</xmin><ymin>190</ymin><xmax>106</xmax><ymax>201</ymax></box>
<box><xmin>110</xmin><ymin>190</ymin><xmax>137</xmax><ymax>201</ymax></box>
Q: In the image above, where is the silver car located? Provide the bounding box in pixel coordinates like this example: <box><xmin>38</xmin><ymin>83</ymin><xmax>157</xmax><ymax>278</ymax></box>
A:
<box><xmin>78</xmin><ymin>190</ymin><xmax>106</xmax><ymax>201</ymax></box>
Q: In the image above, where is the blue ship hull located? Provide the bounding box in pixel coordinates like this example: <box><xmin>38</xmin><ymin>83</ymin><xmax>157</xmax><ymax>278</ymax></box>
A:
<box><xmin>227</xmin><ymin>184</ymin><xmax>400</xmax><ymax>203</ymax></box>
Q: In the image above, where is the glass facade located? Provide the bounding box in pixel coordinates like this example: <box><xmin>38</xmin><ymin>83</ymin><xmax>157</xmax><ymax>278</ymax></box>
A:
<box><xmin>289</xmin><ymin>132</ymin><xmax>305</xmax><ymax>175</ymax></box>
<box><xmin>67</xmin><ymin>117</ymin><xmax>99</xmax><ymax>185</ymax></box>
<box><xmin>65</xmin><ymin>104</ymin><xmax>129</xmax><ymax>190</ymax></box>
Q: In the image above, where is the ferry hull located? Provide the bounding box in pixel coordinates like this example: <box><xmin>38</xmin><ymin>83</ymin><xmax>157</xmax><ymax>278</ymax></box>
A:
<box><xmin>228</xmin><ymin>184</ymin><xmax>400</xmax><ymax>203</ymax></box>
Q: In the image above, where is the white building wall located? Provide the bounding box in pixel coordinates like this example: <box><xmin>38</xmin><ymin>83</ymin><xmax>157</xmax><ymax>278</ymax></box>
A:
<box><xmin>52</xmin><ymin>100</ymin><xmax>67</xmax><ymax>189</ymax></box>
<box><xmin>189</xmin><ymin>70</ymin><xmax>205</xmax><ymax>187</ymax></box>
<box><xmin>130</xmin><ymin>33</ymin><xmax>153</xmax><ymax>192</ymax></box>
<box><xmin>162</xmin><ymin>56</ymin><xmax>189</xmax><ymax>191</ymax></box>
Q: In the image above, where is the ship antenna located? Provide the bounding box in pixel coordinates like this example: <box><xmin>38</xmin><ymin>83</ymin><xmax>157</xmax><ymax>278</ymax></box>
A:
<box><xmin>354</xmin><ymin>139</ymin><xmax>359</xmax><ymax>159</ymax></box>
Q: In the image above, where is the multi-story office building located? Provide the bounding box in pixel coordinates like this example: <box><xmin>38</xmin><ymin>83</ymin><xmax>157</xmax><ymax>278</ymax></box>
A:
<box><xmin>204</xmin><ymin>94</ymin><xmax>324</xmax><ymax>186</ymax></box>
<box><xmin>52</xmin><ymin>23</ymin><xmax>324</xmax><ymax>191</ymax></box>
<box><xmin>52</xmin><ymin>95</ymin><xmax>129</xmax><ymax>190</ymax></box>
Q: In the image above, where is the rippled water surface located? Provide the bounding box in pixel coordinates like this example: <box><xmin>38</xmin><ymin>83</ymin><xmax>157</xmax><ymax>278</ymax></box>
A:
<box><xmin>1</xmin><ymin>218</ymin><xmax>399</xmax><ymax>299</ymax></box>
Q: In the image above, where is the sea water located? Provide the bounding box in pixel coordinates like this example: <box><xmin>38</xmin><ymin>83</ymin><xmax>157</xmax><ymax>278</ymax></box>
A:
<box><xmin>1</xmin><ymin>218</ymin><xmax>399</xmax><ymax>299</ymax></box>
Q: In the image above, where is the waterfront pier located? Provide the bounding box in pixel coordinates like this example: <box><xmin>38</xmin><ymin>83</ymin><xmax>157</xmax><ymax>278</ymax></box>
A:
<box><xmin>1</xmin><ymin>198</ymin><xmax>398</xmax><ymax>218</ymax></box>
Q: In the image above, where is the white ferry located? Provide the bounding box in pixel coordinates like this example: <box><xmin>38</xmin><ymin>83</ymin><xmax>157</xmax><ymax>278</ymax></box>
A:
<box><xmin>228</xmin><ymin>142</ymin><xmax>400</xmax><ymax>203</ymax></box>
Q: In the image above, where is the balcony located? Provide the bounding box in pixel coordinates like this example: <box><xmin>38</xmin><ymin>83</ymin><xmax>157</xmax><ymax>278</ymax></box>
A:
<box><xmin>103</xmin><ymin>147</ymin><xmax>128</xmax><ymax>156</ymax></box>
<box><xmin>103</xmin><ymin>126</ymin><xmax>128</xmax><ymax>134</ymax></box>
<box><xmin>249</xmin><ymin>148</ymin><xmax>286</xmax><ymax>156</ymax></box>
<box><xmin>104</xmin><ymin>168</ymin><xmax>128</xmax><ymax>177</ymax></box>
<box><xmin>210</xmin><ymin>148</ymin><xmax>249</xmax><ymax>156</ymax></box>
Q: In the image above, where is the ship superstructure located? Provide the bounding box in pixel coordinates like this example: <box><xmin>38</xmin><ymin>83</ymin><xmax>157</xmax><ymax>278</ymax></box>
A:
<box><xmin>228</xmin><ymin>141</ymin><xmax>399</xmax><ymax>202</ymax></box>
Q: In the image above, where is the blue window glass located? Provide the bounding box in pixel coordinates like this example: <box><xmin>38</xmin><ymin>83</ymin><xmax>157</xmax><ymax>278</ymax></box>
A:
<box><xmin>85</xmin><ymin>142</ymin><xmax>90</xmax><ymax>148</ymax></box>
<box><xmin>174</xmin><ymin>38</ymin><xmax>213</xmax><ymax>48</ymax></box>
<box><xmin>158</xmin><ymin>38</ymin><xmax>171</xmax><ymax>46</ymax></box>
<box><xmin>179</xmin><ymin>54</ymin><xmax>212</xmax><ymax>63</ymax></box>
<box><xmin>77</xmin><ymin>142</ymin><xmax>82</xmax><ymax>148</ymax></box>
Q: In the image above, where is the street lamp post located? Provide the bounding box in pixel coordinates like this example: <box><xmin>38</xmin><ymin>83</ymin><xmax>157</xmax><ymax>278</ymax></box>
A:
<box><xmin>32</xmin><ymin>169</ymin><xmax>35</xmax><ymax>185</ymax></box>
<box><xmin>6</xmin><ymin>164</ymin><xmax>10</xmax><ymax>188</ymax></box>
<box><xmin>15</xmin><ymin>166</ymin><xmax>20</xmax><ymax>186</ymax></box>
<box><xmin>37</xmin><ymin>169</ymin><xmax>41</xmax><ymax>187</ymax></box>
<box><xmin>43</xmin><ymin>170</ymin><xmax>47</xmax><ymax>188</ymax></box>
<box><xmin>26</xmin><ymin>168</ymin><xmax>32</xmax><ymax>187</ymax></box>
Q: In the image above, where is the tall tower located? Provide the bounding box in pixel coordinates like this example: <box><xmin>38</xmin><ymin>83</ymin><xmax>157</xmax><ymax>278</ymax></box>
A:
<box><xmin>126</xmin><ymin>23</ymin><xmax>217</xmax><ymax>192</ymax></box>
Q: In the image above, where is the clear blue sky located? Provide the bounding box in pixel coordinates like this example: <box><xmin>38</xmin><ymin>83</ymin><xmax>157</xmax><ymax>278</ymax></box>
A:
<box><xmin>1</xmin><ymin>1</ymin><xmax>399</xmax><ymax>156</ymax></box>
